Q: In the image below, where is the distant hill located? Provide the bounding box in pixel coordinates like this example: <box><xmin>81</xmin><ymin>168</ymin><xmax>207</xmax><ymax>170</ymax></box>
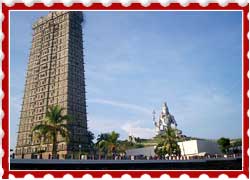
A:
<box><xmin>128</xmin><ymin>136</ymin><xmax>242</xmax><ymax>148</ymax></box>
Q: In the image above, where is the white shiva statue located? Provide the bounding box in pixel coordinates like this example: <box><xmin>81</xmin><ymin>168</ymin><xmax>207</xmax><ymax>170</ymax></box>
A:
<box><xmin>153</xmin><ymin>102</ymin><xmax>180</xmax><ymax>135</ymax></box>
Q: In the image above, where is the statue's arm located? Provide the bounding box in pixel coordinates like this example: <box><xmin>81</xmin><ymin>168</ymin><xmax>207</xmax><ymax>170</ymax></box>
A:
<box><xmin>171</xmin><ymin>115</ymin><xmax>177</xmax><ymax>126</ymax></box>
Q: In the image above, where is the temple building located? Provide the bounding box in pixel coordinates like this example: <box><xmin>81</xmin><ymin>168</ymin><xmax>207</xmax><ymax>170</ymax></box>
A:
<box><xmin>15</xmin><ymin>11</ymin><xmax>88</xmax><ymax>159</ymax></box>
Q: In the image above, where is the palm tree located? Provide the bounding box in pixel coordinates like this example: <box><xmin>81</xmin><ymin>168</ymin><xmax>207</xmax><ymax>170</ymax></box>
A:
<box><xmin>97</xmin><ymin>133</ymin><xmax>109</xmax><ymax>143</ymax></box>
<box><xmin>83</xmin><ymin>130</ymin><xmax>95</xmax><ymax>158</ymax></box>
<box><xmin>96</xmin><ymin>131</ymin><xmax>120</xmax><ymax>159</ymax></box>
<box><xmin>107</xmin><ymin>131</ymin><xmax>119</xmax><ymax>159</ymax></box>
<box><xmin>155</xmin><ymin>127</ymin><xmax>180</xmax><ymax>157</ymax></box>
<box><xmin>32</xmin><ymin>105</ymin><xmax>72</xmax><ymax>159</ymax></box>
<box><xmin>96</xmin><ymin>133</ymin><xmax>107</xmax><ymax>159</ymax></box>
<box><xmin>98</xmin><ymin>139</ymin><xmax>109</xmax><ymax>159</ymax></box>
<box><xmin>116</xmin><ymin>141</ymin><xmax>127</xmax><ymax>159</ymax></box>
<box><xmin>87</xmin><ymin>131</ymin><xmax>95</xmax><ymax>145</ymax></box>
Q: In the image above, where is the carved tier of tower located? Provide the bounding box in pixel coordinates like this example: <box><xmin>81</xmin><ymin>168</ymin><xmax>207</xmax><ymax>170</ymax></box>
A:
<box><xmin>15</xmin><ymin>11</ymin><xmax>88</xmax><ymax>159</ymax></box>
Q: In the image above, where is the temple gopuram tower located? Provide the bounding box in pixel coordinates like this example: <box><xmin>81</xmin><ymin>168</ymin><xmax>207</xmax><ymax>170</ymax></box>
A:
<box><xmin>15</xmin><ymin>11</ymin><xmax>88</xmax><ymax>159</ymax></box>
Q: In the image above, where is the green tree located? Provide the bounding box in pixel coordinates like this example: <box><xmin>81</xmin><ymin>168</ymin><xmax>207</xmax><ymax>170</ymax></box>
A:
<box><xmin>155</xmin><ymin>142</ymin><xmax>165</xmax><ymax>157</ymax></box>
<box><xmin>87</xmin><ymin>131</ymin><xmax>95</xmax><ymax>145</ymax></box>
<box><xmin>217</xmin><ymin>137</ymin><xmax>230</xmax><ymax>154</ymax></box>
<box><xmin>155</xmin><ymin>127</ymin><xmax>180</xmax><ymax>157</ymax></box>
<box><xmin>107</xmin><ymin>131</ymin><xmax>120</xmax><ymax>158</ymax></box>
<box><xmin>97</xmin><ymin>133</ymin><xmax>109</xmax><ymax>143</ymax></box>
<box><xmin>96</xmin><ymin>131</ymin><xmax>120</xmax><ymax>159</ymax></box>
<box><xmin>32</xmin><ymin>105</ymin><xmax>72</xmax><ymax>159</ymax></box>
<box><xmin>231</xmin><ymin>139</ymin><xmax>242</xmax><ymax>147</ymax></box>
<box><xmin>86</xmin><ymin>131</ymin><xmax>95</xmax><ymax>151</ymax></box>
<box><xmin>116</xmin><ymin>141</ymin><xmax>127</xmax><ymax>157</ymax></box>
<box><xmin>98</xmin><ymin>139</ymin><xmax>109</xmax><ymax>159</ymax></box>
<box><xmin>96</xmin><ymin>133</ymin><xmax>109</xmax><ymax>159</ymax></box>
<box><xmin>84</xmin><ymin>130</ymin><xmax>95</xmax><ymax>157</ymax></box>
<box><xmin>231</xmin><ymin>139</ymin><xmax>242</xmax><ymax>154</ymax></box>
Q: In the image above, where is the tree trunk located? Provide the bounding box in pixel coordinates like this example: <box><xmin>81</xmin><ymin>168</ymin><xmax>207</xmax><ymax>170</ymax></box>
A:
<box><xmin>52</xmin><ymin>135</ymin><xmax>57</xmax><ymax>159</ymax></box>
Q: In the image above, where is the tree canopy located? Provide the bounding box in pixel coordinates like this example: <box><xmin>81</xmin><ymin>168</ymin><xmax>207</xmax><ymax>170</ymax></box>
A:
<box><xmin>217</xmin><ymin>137</ymin><xmax>230</xmax><ymax>154</ymax></box>
<box><xmin>154</xmin><ymin>127</ymin><xmax>181</xmax><ymax>157</ymax></box>
<box><xmin>32</xmin><ymin>105</ymin><xmax>72</xmax><ymax>159</ymax></box>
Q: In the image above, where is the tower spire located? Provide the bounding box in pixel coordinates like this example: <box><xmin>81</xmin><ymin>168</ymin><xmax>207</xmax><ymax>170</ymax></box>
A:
<box><xmin>15</xmin><ymin>11</ymin><xmax>88</xmax><ymax>159</ymax></box>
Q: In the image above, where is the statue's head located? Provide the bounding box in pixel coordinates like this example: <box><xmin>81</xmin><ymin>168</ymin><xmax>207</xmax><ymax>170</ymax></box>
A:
<box><xmin>162</xmin><ymin>102</ymin><xmax>169</xmax><ymax>114</ymax></box>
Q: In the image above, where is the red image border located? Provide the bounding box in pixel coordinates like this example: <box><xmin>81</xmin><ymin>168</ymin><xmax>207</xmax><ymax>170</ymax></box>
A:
<box><xmin>2</xmin><ymin>3</ymin><xmax>249</xmax><ymax>179</ymax></box>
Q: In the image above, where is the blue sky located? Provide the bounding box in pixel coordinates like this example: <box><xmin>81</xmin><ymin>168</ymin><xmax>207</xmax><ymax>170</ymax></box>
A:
<box><xmin>10</xmin><ymin>11</ymin><xmax>242</xmax><ymax>149</ymax></box>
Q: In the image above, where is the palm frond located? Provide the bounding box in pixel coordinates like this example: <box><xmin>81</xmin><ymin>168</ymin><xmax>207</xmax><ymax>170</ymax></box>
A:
<box><xmin>45</xmin><ymin>105</ymin><xmax>65</xmax><ymax>124</ymax></box>
<box><xmin>57</xmin><ymin>127</ymin><xmax>70</xmax><ymax>142</ymax></box>
<box><xmin>31</xmin><ymin>105</ymin><xmax>72</xmax><ymax>159</ymax></box>
<box><xmin>59</xmin><ymin>114</ymin><xmax>73</xmax><ymax>124</ymax></box>
<box><xmin>32</xmin><ymin>124</ymin><xmax>56</xmax><ymax>144</ymax></box>
<box><xmin>32</xmin><ymin>131</ymin><xmax>43</xmax><ymax>142</ymax></box>
<box><xmin>32</xmin><ymin>124</ymin><xmax>54</xmax><ymax>133</ymax></box>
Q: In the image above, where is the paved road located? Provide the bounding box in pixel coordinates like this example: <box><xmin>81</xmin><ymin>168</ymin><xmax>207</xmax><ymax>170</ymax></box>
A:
<box><xmin>10</xmin><ymin>157</ymin><xmax>238</xmax><ymax>164</ymax></box>
<box><xmin>10</xmin><ymin>157</ymin><xmax>242</xmax><ymax>170</ymax></box>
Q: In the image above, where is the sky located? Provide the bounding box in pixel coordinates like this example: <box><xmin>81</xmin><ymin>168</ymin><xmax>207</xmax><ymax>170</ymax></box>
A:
<box><xmin>10</xmin><ymin>11</ymin><xmax>242</xmax><ymax>149</ymax></box>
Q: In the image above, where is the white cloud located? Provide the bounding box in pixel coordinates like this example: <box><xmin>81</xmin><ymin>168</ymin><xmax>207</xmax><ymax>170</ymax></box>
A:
<box><xmin>88</xmin><ymin>98</ymin><xmax>152</xmax><ymax>115</ymax></box>
<box><xmin>88</xmin><ymin>116</ymin><xmax>118</xmax><ymax>134</ymax></box>
<box><xmin>121</xmin><ymin>121</ymin><xmax>155</xmax><ymax>139</ymax></box>
<box><xmin>87</xmin><ymin>99</ymin><xmax>155</xmax><ymax>140</ymax></box>
<box><xmin>88</xmin><ymin>115</ymin><xmax>155</xmax><ymax>140</ymax></box>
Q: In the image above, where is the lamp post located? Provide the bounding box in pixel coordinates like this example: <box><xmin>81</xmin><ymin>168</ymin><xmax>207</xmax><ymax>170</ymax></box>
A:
<box><xmin>79</xmin><ymin>144</ymin><xmax>82</xmax><ymax>160</ymax></box>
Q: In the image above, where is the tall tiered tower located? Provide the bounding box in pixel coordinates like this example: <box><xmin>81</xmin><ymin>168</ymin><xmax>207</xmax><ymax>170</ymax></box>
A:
<box><xmin>15</xmin><ymin>11</ymin><xmax>88</xmax><ymax>159</ymax></box>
